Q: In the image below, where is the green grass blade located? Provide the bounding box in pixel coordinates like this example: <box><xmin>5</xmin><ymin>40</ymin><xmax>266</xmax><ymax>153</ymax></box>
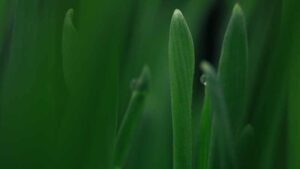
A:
<box><xmin>201</xmin><ymin>62</ymin><xmax>236</xmax><ymax>169</ymax></box>
<box><xmin>58</xmin><ymin>2</ymin><xmax>121</xmax><ymax>168</ymax></box>
<box><xmin>244</xmin><ymin>1</ymin><xmax>286</xmax><ymax>168</ymax></box>
<box><xmin>169</xmin><ymin>9</ymin><xmax>194</xmax><ymax>169</ymax></box>
<box><xmin>198</xmin><ymin>89</ymin><xmax>211</xmax><ymax>169</ymax></box>
<box><xmin>114</xmin><ymin>66</ymin><xmax>151</xmax><ymax>169</ymax></box>
<box><xmin>218</xmin><ymin>4</ymin><xmax>248</xmax><ymax>135</ymax></box>
<box><xmin>62</xmin><ymin>8</ymin><xmax>79</xmax><ymax>93</ymax></box>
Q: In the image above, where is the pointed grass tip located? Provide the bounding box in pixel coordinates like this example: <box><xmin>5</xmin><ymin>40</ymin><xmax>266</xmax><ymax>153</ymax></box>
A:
<box><xmin>66</xmin><ymin>8</ymin><xmax>74</xmax><ymax>20</ymax></box>
<box><xmin>130</xmin><ymin>65</ymin><xmax>151</xmax><ymax>92</ymax></box>
<box><xmin>171</xmin><ymin>9</ymin><xmax>185</xmax><ymax>22</ymax></box>
<box><xmin>233</xmin><ymin>3</ymin><xmax>245</xmax><ymax>17</ymax></box>
<box><xmin>243</xmin><ymin>124</ymin><xmax>254</xmax><ymax>134</ymax></box>
<box><xmin>200</xmin><ymin>61</ymin><xmax>214</xmax><ymax>73</ymax></box>
<box><xmin>65</xmin><ymin>8</ymin><xmax>75</xmax><ymax>27</ymax></box>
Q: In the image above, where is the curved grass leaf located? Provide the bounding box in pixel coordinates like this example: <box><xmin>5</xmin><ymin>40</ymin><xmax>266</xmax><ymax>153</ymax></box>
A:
<box><xmin>114</xmin><ymin>66</ymin><xmax>151</xmax><ymax>169</ymax></box>
<box><xmin>218</xmin><ymin>4</ymin><xmax>248</xmax><ymax>135</ymax></box>
<box><xmin>201</xmin><ymin>62</ymin><xmax>236</xmax><ymax>169</ymax></box>
<box><xmin>169</xmin><ymin>9</ymin><xmax>194</xmax><ymax>169</ymax></box>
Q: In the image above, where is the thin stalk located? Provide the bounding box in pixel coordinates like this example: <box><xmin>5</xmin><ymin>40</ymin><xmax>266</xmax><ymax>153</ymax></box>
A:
<box><xmin>114</xmin><ymin>66</ymin><xmax>151</xmax><ymax>169</ymax></box>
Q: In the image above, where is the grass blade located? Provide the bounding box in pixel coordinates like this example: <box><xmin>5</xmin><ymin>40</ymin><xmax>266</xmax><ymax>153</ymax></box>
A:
<box><xmin>201</xmin><ymin>62</ymin><xmax>236</xmax><ymax>169</ymax></box>
<box><xmin>198</xmin><ymin>89</ymin><xmax>211</xmax><ymax>169</ymax></box>
<box><xmin>114</xmin><ymin>66</ymin><xmax>151</xmax><ymax>169</ymax></box>
<box><xmin>58</xmin><ymin>2</ymin><xmax>121</xmax><ymax>168</ymax></box>
<box><xmin>218</xmin><ymin>4</ymin><xmax>248</xmax><ymax>135</ymax></box>
<box><xmin>62</xmin><ymin>8</ymin><xmax>79</xmax><ymax>93</ymax></box>
<box><xmin>169</xmin><ymin>9</ymin><xmax>195</xmax><ymax>169</ymax></box>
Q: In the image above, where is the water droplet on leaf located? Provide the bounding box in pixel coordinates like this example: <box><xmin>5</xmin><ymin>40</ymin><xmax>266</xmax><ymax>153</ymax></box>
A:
<box><xmin>200</xmin><ymin>75</ymin><xmax>207</xmax><ymax>86</ymax></box>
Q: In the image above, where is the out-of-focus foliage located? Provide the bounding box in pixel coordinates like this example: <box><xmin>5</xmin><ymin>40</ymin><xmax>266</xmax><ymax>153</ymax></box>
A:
<box><xmin>0</xmin><ymin>0</ymin><xmax>298</xmax><ymax>169</ymax></box>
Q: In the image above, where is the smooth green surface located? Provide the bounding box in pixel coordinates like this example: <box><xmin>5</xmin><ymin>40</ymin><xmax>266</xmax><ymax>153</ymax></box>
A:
<box><xmin>237</xmin><ymin>124</ymin><xmax>255</xmax><ymax>169</ymax></box>
<box><xmin>284</xmin><ymin>1</ymin><xmax>300</xmax><ymax>169</ymax></box>
<box><xmin>0</xmin><ymin>2</ymin><xmax>67</xmax><ymax>168</ymax></box>
<box><xmin>169</xmin><ymin>9</ymin><xmax>194</xmax><ymax>169</ymax></box>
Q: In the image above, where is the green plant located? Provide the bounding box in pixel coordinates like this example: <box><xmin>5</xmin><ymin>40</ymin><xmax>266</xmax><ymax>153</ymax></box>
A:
<box><xmin>114</xmin><ymin>66</ymin><xmax>150</xmax><ymax>169</ymax></box>
<box><xmin>0</xmin><ymin>1</ymin><xmax>299</xmax><ymax>169</ymax></box>
<box><xmin>168</xmin><ymin>4</ymin><xmax>246</xmax><ymax>169</ymax></box>
<box><xmin>169</xmin><ymin>9</ymin><xmax>195</xmax><ymax>169</ymax></box>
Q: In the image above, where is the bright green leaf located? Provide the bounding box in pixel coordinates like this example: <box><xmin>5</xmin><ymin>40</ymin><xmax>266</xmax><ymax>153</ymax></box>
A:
<box><xmin>198</xmin><ymin>89</ymin><xmax>211</xmax><ymax>169</ymax></box>
<box><xmin>169</xmin><ymin>9</ymin><xmax>194</xmax><ymax>169</ymax></box>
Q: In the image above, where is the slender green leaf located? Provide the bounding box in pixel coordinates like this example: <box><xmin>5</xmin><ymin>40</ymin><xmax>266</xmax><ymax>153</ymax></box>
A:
<box><xmin>198</xmin><ymin>89</ymin><xmax>211</xmax><ymax>169</ymax></box>
<box><xmin>62</xmin><ymin>8</ymin><xmax>79</xmax><ymax>93</ymax></box>
<box><xmin>218</xmin><ymin>4</ymin><xmax>248</xmax><ymax>135</ymax></box>
<box><xmin>114</xmin><ymin>66</ymin><xmax>151</xmax><ymax>169</ymax></box>
<box><xmin>169</xmin><ymin>9</ymin><xmax>194</xmax><ymax>169</ymax></box>
<box><xmin>245</xmin><ymin>1</ymin><xmax>286</xmax><ymax>168</ymax></box>
<box><xmin>201</xmin><ymin>62</ymin><xmax>236</xmax><ymax>169</ymax></box>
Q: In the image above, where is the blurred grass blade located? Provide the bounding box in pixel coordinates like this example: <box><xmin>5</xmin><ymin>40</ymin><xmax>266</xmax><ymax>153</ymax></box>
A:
<box><xmin>218</xmin><ymin>4</ymin><xmax>248</xmax><ymax>135</ymax></box>
<box><xmin>201</xmin><ymin>62</ymin><xmax>236</xmax><ymax>169</ymax></box>
<box><xmin>58</xmin><ymin>2</ymin><xmax>121</xmax><ymax>168</ymax></box>
<box><xmin>169</xmin><ymin>9</ymin><xmax>194</xmax><ymax>169</ymax></box>
<box><xmin>114</xmin><ymin>66</ymin><xmax>151</xmax><ymax>169</ymax></box>
<box><xmin>237</xmin><ymin>124</ymin><xmax>255</xmax><ymax>169</ymax></box>
<box><xmin>198</xmin><ymin>89</ymin><xmax>211</xmax><ymax>169</ymax></box>
<box><xmin>284</xmin><ymin>1</ymin><xmax>300</xmax><ymax>168</ymax></box>
<box><xmin>62</xmin><ymin>8</ymin><xmax>79</xmax><ymax>93</ymax></box>
<box><xmin>0</xmin><ymin>1</ymin><xmax>68</xmax><ymax>168</ymax></box>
